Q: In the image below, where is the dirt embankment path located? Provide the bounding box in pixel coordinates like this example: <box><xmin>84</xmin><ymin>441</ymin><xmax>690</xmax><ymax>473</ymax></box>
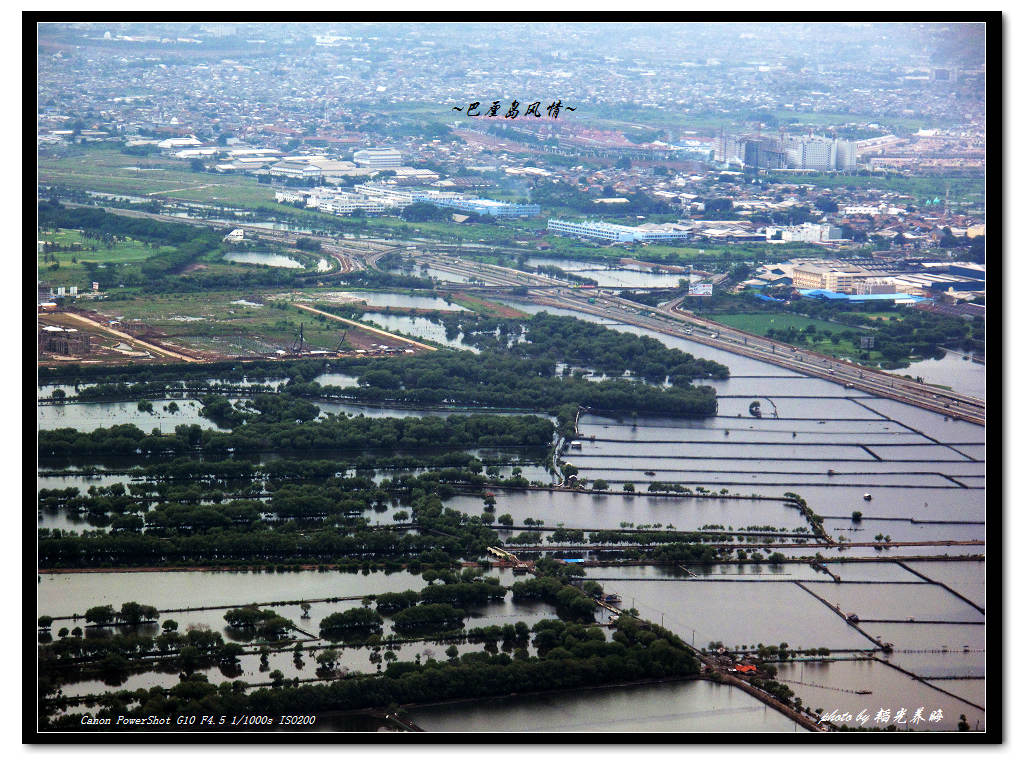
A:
<box><xmin>55</xmin><ymin>311</ymin><xmax>201</xmax><ymax>362</ymax></box>
<box><xmin>293</xmin><ymin>303</ymin><xmax>436</xmax><ymax>351</ymax></box>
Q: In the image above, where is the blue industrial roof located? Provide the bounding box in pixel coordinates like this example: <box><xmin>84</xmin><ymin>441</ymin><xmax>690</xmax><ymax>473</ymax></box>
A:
<box><xmin>799</xmin><ymin>289</ymin><xmax>848</xmax><ymax>300</ymax></box>
<box><xmin>755</xmin><ymin>293</ymin><xmax>785</xmax><ymax>303</ymax></box>
<box><xmin>798</xmin><ymin>289</ymin><xmax>925</xmax><ymax>303</ymax></box>
<box><xmin>846</xmin><ymin>293</ymin><xmax>926</xmax><ymax>302</ymax></box>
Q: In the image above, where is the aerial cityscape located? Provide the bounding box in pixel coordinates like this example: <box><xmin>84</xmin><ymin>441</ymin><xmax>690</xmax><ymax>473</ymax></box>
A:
<box><xmin>33</xmin><ymin>19</ymin><xmax>991</xmax><ymax>739</ymax></box>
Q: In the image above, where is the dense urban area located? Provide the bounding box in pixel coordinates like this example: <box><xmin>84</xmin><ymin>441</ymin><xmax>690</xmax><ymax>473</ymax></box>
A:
<box><xmin>35</xmin><ymin>21</ymin><xmax>988</xmax><ymax>737</ymax></box>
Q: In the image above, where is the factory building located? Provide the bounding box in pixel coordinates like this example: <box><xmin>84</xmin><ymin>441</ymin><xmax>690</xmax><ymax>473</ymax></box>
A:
<box><xmin>547</xmin><ymin>219</ymin><xmax>691</xmax><ymax>243</ymax></box>
<box><xmin>353</xmin><ymin>147</ymin><xmax>403</xmax><ymax>168</ymax></box>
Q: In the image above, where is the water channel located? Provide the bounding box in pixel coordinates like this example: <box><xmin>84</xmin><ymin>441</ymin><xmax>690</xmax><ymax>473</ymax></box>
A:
<box><xmin>36</xmin><ymin>292</ymin><xmax>986</xmax><ymax>731</ymax></box>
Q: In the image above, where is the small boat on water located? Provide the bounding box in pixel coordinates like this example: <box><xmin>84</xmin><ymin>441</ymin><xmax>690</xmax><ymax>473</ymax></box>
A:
<box><xmin>855</xmin><ymin>690</ymin><xmax>872</xmax><ymax>695</ymax></box>
<box><xmin>863</xmin><ymin>493</ymin><xmax>872</xmax><ymax>501</ymax></box>
<box><xmin>603</xmin><ymin>593</ymin><xmax>622</xmax><ymax>604</ymax></box>
<box><xmin>644</xmin><ymin>470</ymin><xmax>656</xmax><ymax>476</ymax></box>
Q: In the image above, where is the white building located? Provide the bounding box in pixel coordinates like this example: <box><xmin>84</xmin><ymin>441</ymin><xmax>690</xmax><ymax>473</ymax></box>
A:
<box><xmin>315</xmin><ymin>193</ymin><xmax>387</xmax><ymax>216</ymax></box>
<box><xmin>353</xmin><ymin>147</ymin><xmax>403</xmax><ymax>168</ymax></box>
<box><xmin>157</xmin><ymin>135</ymin><xmax>202</xmax><ymax>150</ymax></box>
<box><xmin>270</xmin><ymin>160</ymin><xmax>323</xmax><ymax>181</ymax></box>
<box><xmin>547</xmin><ymin>219</ymin><xmax>690</xmax><ymax>243</ymax></box>
<box><xmin>782</xmin><ymin>135</ymin><xmax>839</xmax><ymax>171</ymax></box>
<box><xmin>765</xmin><ymin>223</ymin><xmax>844</xmax><ymax>243</ymax></box>
<box><xmin>353</xmin><ymin>183</ymin><xmax>463</xmax><ymax>209</ymax></box>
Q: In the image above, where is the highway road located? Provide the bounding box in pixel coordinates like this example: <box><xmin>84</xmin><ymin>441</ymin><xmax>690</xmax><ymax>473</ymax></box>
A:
<box><xmin>524</xmin><ymin>289</ymin><xmax>985</xmax><ymax>425</ymax></box>
<box><xmin>378</xmin><ymin>252</ymin><xmax>984</xmax><ymax>425</ymax></box>
<box><xmin>54</xmin><ymin>203</ymin><xmax>985</xmax><ymax>424</ymax></box>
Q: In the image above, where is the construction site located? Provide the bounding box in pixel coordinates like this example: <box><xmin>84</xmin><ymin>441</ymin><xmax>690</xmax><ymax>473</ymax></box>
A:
<box><xmin>36</xmin><ymin>294</ymin><xmax>432</xmax><ymax>368</ymax></box>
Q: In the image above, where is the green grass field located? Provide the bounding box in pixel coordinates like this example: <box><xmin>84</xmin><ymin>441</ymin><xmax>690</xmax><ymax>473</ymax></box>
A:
<box><xmin>39</xmin><ymin>146</ymin><xmax>277</xmax><ymax>208</ymax></box>
<box><xmin>708</xmin><ymin>312</ymin><xmax>865</xmax><ymax>336</ymax></box>
<box><xmin>762</xmin><ymin>172</ymin><xmax>985</xmax><ymax>207</ymax></box>
<box><xmin>37</xmin><ymin>228</ymin><xmax>177</xmax><ymax>288</ymax></box>
<box><xmin>707</xmin><ymin>310</ymin><xmax>897</xmax><ymax>365</ymax></box>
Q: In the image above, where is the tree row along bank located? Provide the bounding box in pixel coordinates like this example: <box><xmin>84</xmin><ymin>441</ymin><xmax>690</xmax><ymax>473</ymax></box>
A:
<box><xmin>40</xmin><ymin>563</ymin><xmax>709</xmax><ymax>730</ymax></box>
<box><xmin>40</xmin><ymin>314</ymin><xmax>726</xmax><ymax>419</ymax></box>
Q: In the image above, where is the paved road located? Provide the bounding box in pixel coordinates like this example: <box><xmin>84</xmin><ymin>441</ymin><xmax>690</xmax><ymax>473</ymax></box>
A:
<box><xmin>521</xmin><ymin>288</ymin><xmax>985</xmax><ymax>425</ymax></box>
<box><xmin>53</xmin><ymin>203</ymin><xmax>985</xmax><ymax>425</ymax></box>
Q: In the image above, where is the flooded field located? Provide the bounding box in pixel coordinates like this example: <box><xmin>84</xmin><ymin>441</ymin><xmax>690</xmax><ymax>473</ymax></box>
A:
<box><xmin>773</xmin><ymin>658</ymin><xmax>984</xmax><ymax>731</ymax></box>
<box><xmin>37</xmin><ymin>293</ymin><xmax>987</xmax><ymax>732</ymax></box>
<box><xmin>360</xmin><ymin>313</ymin><xmax>478</xmax><ymax>351</ymax></box>
<box><xmin>802</xmin><ymin>582</ymin><xmax>983</xmax><ymax>622</ymax></box>
<box><xmin>38</xmin><ymin>399</ymin><xmax>221</xmax><ymax>433</ymax></box>
<box><xmin>589</xmin><ymin>579</ymin><xmax>875</xmax><ymax>650</ymax></box>
<box><xmin>37</xmin><ymin>569</ymin><xmax>430</xmax><ymax>617</ymax></box>
<box><xmin>323</xmin><ymin>291</ymin><xmax>470</xmax><ymax>312</ymax></box>
<box><xmin>928</xmin><ymin>679</ymin><xmax>985</xmax><ymax>708</ymax></box>
<box><xmin>902</xmin><ymin>561</ymin><xmax>985</xmax><ymax>608</ymax></box>
<box><xmin>585</xmin><ymin>563</ymin><xmax>833</xmax><ymax>582</ymax></box>
<box><xmin>443</xmin><ymin>490</ymin><xmax>802</xmax><ymax>530</ymax></box>
<box><xmin>223</xmin><ymin>251</ymin><xmax>304</xmax><ymax>269</ymax></box>
<box><xmin>824</xmin><ymin>518</ymin><xmax>984</xmax><ymax>544</ymax></box>
<box><xmin>524</xmin><ymin>257</ymin><xmax>687</xmax><ymax>289</ymax></box>
<box><xmin>409</xmin><ymin>678</ymin><xmax>802</xmax><ymax>733</ymax></box>
<box><xmin>893</xmin><ymin>353</ymin><xmax>986</xmax><ymax>401</ymax></box>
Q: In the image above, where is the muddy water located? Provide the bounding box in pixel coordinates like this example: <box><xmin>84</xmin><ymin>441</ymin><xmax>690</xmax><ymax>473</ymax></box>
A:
<box><xmin>583</xmin><ymin>563</ymin><xmax>833</xmax><ymax>582</ymax></box>
<box><xmin>359</xmin><ymin>313</ymin><xmax>478</xmax><ymax>352</ymax></box>
<box><xmin>802</xmin><ymin>582</ymin><xmax>983</xmax><ymax>622</ymax></box>
<box><xmin>409</xmin><ymin>678</ymin><xmax>803</xmax><ymax>732</ymax></box>
<box><xmin>774</xmin><ymin>658</ymin><xmax>984</xmax><ymax>731</ymax></box>
<box><xmin>589</xmin><ymin>579</ymin><xmax>875</xmax><ymax>650</ymax></box>
<box><xmin>38</xmin><ymin>400</ymin><xmax>221</xmax><ymax>433</ymax></box>
<box><xmin>442</xmin><ymin>490</ymin><xmax>802</xmax><ymax>530</ymax></box>
<box><xmin>223</xmin><ymin>252</ymin><xmax>303</xmax><ymax>268</ymax></box>
<box><xmin>901</xmin><ymin>561</ymin><xmax>985</xmax><ymax>608</ymax></box>
<box><xmin>38</xmin><ymin>296</ymin><xmax>987</xmax><ymax>729</ymax></box>
<box><xmin>37</xmin><ymin>570</ymin><xmax>427</xmax><ymax>617</ymax></box>
<box><xmin>893</xmin><ymin>353</ymin><xmax>986</xmax><ymax>400</ymax></box>
<box><xmin>328</xmin><ymin>292</ymin><xmax>470</xmax><ymax>312</ymax></box>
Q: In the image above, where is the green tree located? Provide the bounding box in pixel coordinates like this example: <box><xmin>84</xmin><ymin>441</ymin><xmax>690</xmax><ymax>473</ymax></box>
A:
<box><xmin>119</xmin><ymin>601</ymin><xmax>159</xmax><ymax>624</ymax></box>
<box><xmin>84</xmin><ymin>605</ymin><xmax>116</xmax><ymax>625</ymax></box>
<box><xmin>316</xmin><ymin>649</ymin><xmax>340</xmax><ymax>669</ymax></box>
<box><xmin>319</xmin><ymin>608</ymin><xmax>383</xmax><ymax>638</ymax></box>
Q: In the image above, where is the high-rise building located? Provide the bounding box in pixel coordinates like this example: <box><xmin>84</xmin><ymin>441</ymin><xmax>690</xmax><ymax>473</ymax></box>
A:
<box><xmin>722</xmin><ymin>132</ymin><xmax>857</xmax><ymax>171</ymax></box>
<box><xmin>743</xmin><ymin>137</ymin><xmax>786</xmax><ymax>169</ymax></box>
<box><xmin>835</xmin><ymin>140</ymin><xmax>858</xmax><ymax>171</ymax></box>
<box><xmin>783</xmin><ymin>135</ymin><xmax>838</xmax><ymax>171</ymax></box>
